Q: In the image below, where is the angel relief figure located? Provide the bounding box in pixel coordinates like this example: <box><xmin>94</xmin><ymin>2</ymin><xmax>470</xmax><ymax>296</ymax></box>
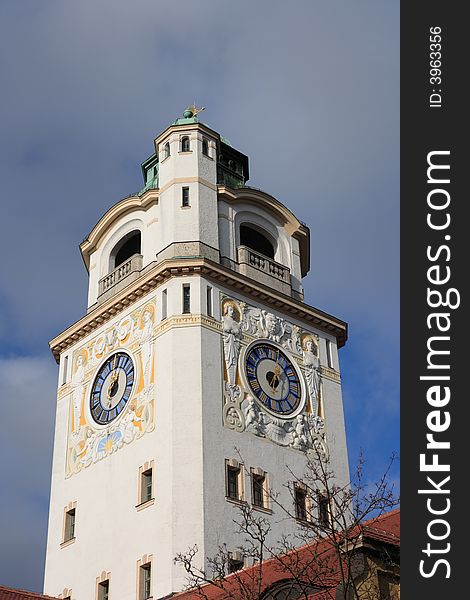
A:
<box><xmin>134</xmin><ymin>305</ymin><xmax>155</xmax><ymax>393</ymax></box>
<box><xmin>71</xmin><ymin>352</ymin><xmax>87</xmax><ymax>434</ymax></box>
<box><xmin>302</xmin><ymin>336</ymin><xmax>321</xmax><ymax>415</ymax></box>
<box><xmin>222</xmin><ymin>301</ymin><xmax>242</xmax><ymax>389</ymax></box>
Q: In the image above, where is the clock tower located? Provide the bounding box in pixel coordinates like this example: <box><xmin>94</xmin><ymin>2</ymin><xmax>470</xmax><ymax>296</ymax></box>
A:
<box><xmin>44</xmin><ymin>108</ymin><xmax>349</xmax><ymax>600</ymax></box>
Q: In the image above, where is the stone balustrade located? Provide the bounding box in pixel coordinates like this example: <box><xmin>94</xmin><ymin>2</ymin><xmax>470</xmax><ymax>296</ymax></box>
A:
<box><xmin>98</xmin><ymin>254</ymin><xmax>143</xmax><ymax>296</ymax></box>
<box><xmin>237</xmin><ymin>246</ymin><xmax>290</xmax><ymax>284</ymax></box>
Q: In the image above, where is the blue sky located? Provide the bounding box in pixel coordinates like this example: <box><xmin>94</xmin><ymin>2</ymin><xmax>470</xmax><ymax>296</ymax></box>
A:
<box><xmin>0</xmin><ymin>0</ymin><xmax>399</xmax><ymax>592</ymax></box>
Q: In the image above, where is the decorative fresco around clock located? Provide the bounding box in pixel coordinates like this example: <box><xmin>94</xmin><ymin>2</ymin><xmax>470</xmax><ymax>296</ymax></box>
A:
<box><xmin>65</xmin><ymin>298</ymin><xmax>156</xmax><ymax>477</ymax></box>
<box><xmin>221</xmin><ymin>296</ymin><xmax>328</xmax><ymax>459</ymax></box>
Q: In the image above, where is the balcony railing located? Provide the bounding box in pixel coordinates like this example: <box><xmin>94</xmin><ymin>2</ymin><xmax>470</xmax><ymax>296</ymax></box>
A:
<box><xmin>237</xmin><ymin>246</ymin><xmax>290</xmax><ymax>284</ymax></box>
<box><xmin>98</xmin><ymin>254</ymin><xmax>143</xmax><ymax>296</ymax></box>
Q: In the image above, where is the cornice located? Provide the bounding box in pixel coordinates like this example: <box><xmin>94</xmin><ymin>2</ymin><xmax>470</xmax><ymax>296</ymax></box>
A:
<box><xmin>49</xmin><ymin>258</ymin><xmax>347</xmax><ymax>363</ymax></box>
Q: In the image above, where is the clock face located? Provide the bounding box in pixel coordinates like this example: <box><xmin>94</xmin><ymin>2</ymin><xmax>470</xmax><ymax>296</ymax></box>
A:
<box><xmin>90</xmin><ymin>352</ymin><xmax>135</xmax><ymax>425</ymax></box>
<box><xmin>244</xmin><ymin>342</ymin><xmax>303</xmax><ymax>417</ymax></box>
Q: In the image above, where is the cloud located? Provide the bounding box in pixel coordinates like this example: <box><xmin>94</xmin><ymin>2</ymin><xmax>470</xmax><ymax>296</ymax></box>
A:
<box><xmin>0</xmin><ymin>355</ymin><xmax>57</xmax><ymax>591</ymax></box>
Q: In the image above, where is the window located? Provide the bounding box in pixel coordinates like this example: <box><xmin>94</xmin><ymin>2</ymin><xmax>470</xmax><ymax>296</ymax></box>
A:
<box><xmin>97</xmin><ymin>580</ymin><xmax>109</xmax><ymax>600</ymax></box>
<box><xmin>61</xmin><ymin>354</ymin><xmax>68</xmax><ymax>385</ymax></box>
<box><xmin>228</xmin><ymin>551</ymin><xmax>244</xmax><ymax>573</ymax></box>
<box><xmin>181</xmin><ymin>136</ymin><xmax>190</xmax><ymax>152</ymax></box>
<box><xmin>161</xmin><ymin>289</ymin><xmax>167</xmax><ymax>320</ymax></box>
<box><xmin>141</xmin><ymin>469</ymin><xmax>153</xmax><ymax>504</ymax></box>
<box><xmin>137</xmin><ymin>461</ymin><xmax>154</xmax><ymax>508</ymax></box>
<box><xmin>64</xmin><ymin>508</ymin><xmax>75</xmax><ymax>541</ymax></box>
<box><xmin>164</xmin><ymin>141</ymin><xmax>170</xmax><ymax>159</ymax></box>
<box><xmin>240</xmin><ymin>224</ymin><xmax>275</xmax><ymax>258</ymax></box>
<box><xmin>252</xmin><ymin>475</ymin><xmax>265</xmax><ymax>507</ymax></box>
<box><xmin>182</xmin><ymin>284</ymin><xmax>191</xmax><ymax>314</ymax></box>
<box><xmin>225</xmin><ymin>459</ymin><xmax>243</xmax><ymax>502</ymax></box>
<box><xmin>251</xmin><ymin>468</ymin><xmax>268</xmax><ymax>509</ymax></box>
<box><xmin>62</xmin><ymin>505</ymin><xmax>76</xmax><ymax>544</ymax></box>
<box><xmin>206</xmin><ymin>286</ymin><xmax>213</xmax><ymax>317</ymax></box>
<box><xmin>202</xmin><ymin>138</ymin><xmax>209</xmax><ymax>156</ymax></box>
<box><xmin>318</xmin><ymin>493</ymin><xmax>330</xmax><ymax>528</ymax></box>
<box><xmin>326</xmin><ymin>339</ymin><xmax>334</xmax><ymax>369</ymax></box>
<box><xmin>226</xmin><ymin>466</ymin><xmax>240</xmax><ymax>500</ymax></box>
<box><xmin>139</xmin><ymin>563</ymin><xmax>152</xmax><ymax>600</ymax></box>
<box><xmin>294</xmin><ymin>485</ymin><xmax>308</xmax><ymax>522</ymax></box>
<box><xmin>146</xmin><ymin>164</ymin><xmax>157</xmax><ymax>183</ymax></box>
<box><xmin>182</xmin><ymin>186</ymin><xmax>190</xmax><ymax>207</ymax></box>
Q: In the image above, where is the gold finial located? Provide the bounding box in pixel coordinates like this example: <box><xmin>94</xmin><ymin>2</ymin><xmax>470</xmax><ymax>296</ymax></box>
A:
<box><xmin>184</xmin><ymin>104</ymin><xmax>205</xmax><ymax>118</ymax></box>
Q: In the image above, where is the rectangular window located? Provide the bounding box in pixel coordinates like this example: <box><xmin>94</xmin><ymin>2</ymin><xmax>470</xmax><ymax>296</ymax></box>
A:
<box><xmin>318</xmin><ymin>493</ymin><xmax>330</xmax><ymax>528</ymax></box>
<box><xmin>61</xmin><ymin>354</ymin><xmax>68</xmax><ymax>385</ymax></box>
<box><xmin>226</xmin><ymin>466</ymin><xmax>240</xmax><ymax>500</ymax></box>
<box><xmin>182</xmin><ymin>186</ymin><xmax>190</xmax><ymax>207</ymax></box>
<box><xmin>228</xmin><ymin>552</ymin><xmax>244</xmax><ymax>573</ymax></box>
<box><xmin>98</xmin><ymin>580</ymin><xmax>109</xmax><ymax>600</ymax></box>
<box><xmin>251</xmin><ymin>473</ymin><xmax>266</xmax><ymax>508</ymax></box>
<box><xmin>206</xmin><ymin>286</ymin><xmax>213</xmax><ymax>317</ymax></box>
<box><xmin>139</xmin><ymin>563</ymin><xmax>152</xmax><ymax>600</ymax></box>
<box><xmin>161</xmin><ymin>289</ymin><xmax>167</xmax><ymax>320</ymax></box>
<box><xmin>64</xmin><ymin>508</ymin><xmax>76</xmax><ymax>542</ymax></box>
<box><xmin>141</xmin><ymin>469</ymin><xmax>153</xmax><ymax>504</ymax></box>
<box><xmin>326</xmin><ymin>340</ymin><xmax>334</xmax><ymax>369</ymax></box>
<box><xmin>182</xmin><ymin>284</ymin><xmax>191</xmax><ymax>314</ymax></box>
<box><xmin>294</xmin><ymin>485</ymin><xmax>308</xmax><ymax>521</ymax></box>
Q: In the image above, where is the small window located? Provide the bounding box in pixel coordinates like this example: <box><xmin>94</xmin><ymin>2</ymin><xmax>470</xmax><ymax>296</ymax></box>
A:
<box><xmin>206</xmin><ymin>286</ymin><xmax>213</xmax><ymax>317</ymax></box>
<box><xmin>318</xmin><ymin>493</ymin><xmax>330</xmax><ymax>528</ymax></box>
<box><xmin>228</xmin><ymin>552</ymin><xmax>244</xmax><ymax>573</ymax></box>
<box><xmin>294</xmin><ymin>485</ymin><xmax>308</xmax><ymax>522</ymax></box>
<box><xmin>202</xmin><ymin>138</ymin><xmax>209</xmax><ymax>156</ymax></box>
<box><xmin>98</xmin><ymin>580</ymin><xmax>109</xmax><ymax>600</ymax></box>
<box><xmin>226</xmin><ymin>464</ymin><xmax>241</xmax><ymax>501</ymax></box>
<box><xmin>161</xmin><ymin>289</ymin><xmax>167</xmax><ymax>320</ymax></box>
<box><xmin>326</xmin><ymin>340</ymin><xmax>334</xmax><ymax>369</ymax></box>
<box><xmin>182</xmin><ymin>186</ymin><xmax>190</xmax><ymax>207</ymax></box>
<box><xmin>252</xmin><ymin>474</ymin><xmax>265</xmax><ymax>507</ymax></box>
<box><xmin>182</xmin><ymin>285</ymin><xmax>191</xmax><ymax>314</ymax></box>
<box><xmin>141</xmin><ymin>469</ymin><xmax>153</xmax><ymax>504</ymax></box>
<box><xmin>164</xmin><ymin>141</ymin><xmax>170</xmax><ymax>159</ymax></box>
<box><xmin>64</xmin><ymin>508</ymin><xmax>76</xmax><ymax>543</ymax></box>
<box><xmin>181</xmin><ymin>136</ymin><xmax>190</xmax><ymax>152</ymax></box>
<box><xmin>139</xmin><ymin>563</ymin><xmax>152</xmax><ymax>600</ymax></box>
<box><xmin>225</xmin><ymin>459</ymin><xmax>244</xmax><ymax>502</ymax></box>
<box><xmin>61</xmin><ymin>354</ymin><xmax>68</xmax><ymax>386</ymax></box>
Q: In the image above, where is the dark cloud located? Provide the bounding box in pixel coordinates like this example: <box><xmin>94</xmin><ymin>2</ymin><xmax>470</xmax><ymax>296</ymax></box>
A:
<box><xmin>0</xmin><ymin>0</ymin><xmax>399</xmax><ymax>591</ymax></box>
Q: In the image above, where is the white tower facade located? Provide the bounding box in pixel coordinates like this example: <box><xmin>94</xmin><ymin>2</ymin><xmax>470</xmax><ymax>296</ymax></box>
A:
<box><xmin>44</xmin><ymin>110</ymin><xmax>349</xmax><ymax>600</ymax></box>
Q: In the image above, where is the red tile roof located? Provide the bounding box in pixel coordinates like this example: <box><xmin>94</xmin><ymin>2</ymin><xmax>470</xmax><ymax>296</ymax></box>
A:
<box><xmin>173</xmin><ymin>508</ymin><xmax>400</xmax><ymax>599</ymax></box>
<box><xmin>0</xmin><ymin>586</ymin><xmax>58</xmax><ymax>600</ymax></box>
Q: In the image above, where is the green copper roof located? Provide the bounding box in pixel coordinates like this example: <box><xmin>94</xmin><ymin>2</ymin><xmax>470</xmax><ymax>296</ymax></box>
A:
<box><xmin>171</xmin><ymin>116</ymin><xmax>199</xmax><ymax>126</ymax></box>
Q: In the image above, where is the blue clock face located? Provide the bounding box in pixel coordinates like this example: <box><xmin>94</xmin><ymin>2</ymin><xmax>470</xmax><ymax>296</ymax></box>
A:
<box><xmin>90</xmin><ymin>352</ymin><xmax>135</xmax><ymax>425</ymax></box>
<box><xmin>244</xmin><ymin>342</ymin><xmax>302</xmax><ymax>416</ymax></box>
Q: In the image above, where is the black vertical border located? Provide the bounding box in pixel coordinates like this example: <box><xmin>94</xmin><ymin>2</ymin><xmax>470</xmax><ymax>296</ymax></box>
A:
<box><xmin>401</xmin><ymin>3</ymin><xmax>466</xmax><ymax>597</ymax></box>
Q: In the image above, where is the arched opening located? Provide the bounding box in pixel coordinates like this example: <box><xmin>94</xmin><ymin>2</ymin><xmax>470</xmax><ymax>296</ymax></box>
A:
<box><xmin>111</xmin><ymin>230</ymin><xmax>141</xmax><ymax>270</ymax></box>
<box><xmin>240</xmin><ymin>224</ymin><xmax>275</xmax><ymax>259</ymax></box>
<box><xmin>181</xmin><ymin>136</ymin><xmax>190</xmax><ymax>152</ymax></box>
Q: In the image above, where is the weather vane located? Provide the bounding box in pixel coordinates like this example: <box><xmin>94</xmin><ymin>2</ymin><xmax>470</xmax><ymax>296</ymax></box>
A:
<box><xmin>183</xmin><ymin>104</ymin><xmax>205</xmax><ymax>118</ymax></box>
